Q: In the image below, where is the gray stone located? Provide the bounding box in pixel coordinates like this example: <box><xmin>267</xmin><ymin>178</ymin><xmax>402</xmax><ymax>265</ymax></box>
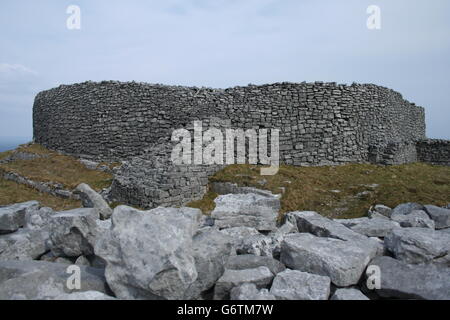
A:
<box><xmin>334</xmin><ymin>217</ymin><xmax>400</xmax><ymax>238</ymax></box>
<box><xmin>368</xmin><ymin>204</ymin><xmax>392</xmax><ymax>218</ymax></box>
<box><xmin>384</xmin><ymin>227</ymin><xmax>450</xmax><ymax>265</ymax></box>
<box><xmin>214</xmin><ymin>267</ymin><xmax>274</xmax><ymax>300</ymax></box>
<box><xmin>391</xmin><ymin>210</ymin><xmax>435</xmax><ymax>229</ymax></box>
<box><xmin>281</xmin><ymin>233</ymin><xmax>373</xmax><ymax>287</ymax></box>
<box><xmin>24</xmin><ymin>206</ymin><xmax>55</xmax><ymax>231</ymax></box>
<box><xmin>54</xmin><ymin>290</ymin><xmax>116</xmax><ymax>300</ymax></box>
<box><xmin>269</xmin><ymin>269</ymin><xmax>331</xmax><ymax>300</ymax></box>
<box><xmin>288</xmin><ymin>211</ymin><xmax>380</xmax><ymax>258</ymax></box>
<box><xmin>230</xmin><ymin>283</ymin><xmax>276</xmax><ymax>300</ymax></box>
<box><xmin>0</xmin><ymin>228</ymin><xmax>47</xmax><ymax>261</ymax></box>
<box><xmin>75</xmin><ymin>256</ymin><xmax>91</xmax><ymax>266</ymax></box>
<box><xmin>424</xmin><ymin>205</ymin><xmax>450</xmax><ymax>229</ymax></box>
<box><xmin>220</xmin><ymin>226</ymin><xmax>260</xmax><ymax>247</ymax></box>
<box><xmin>440</xmin><ymin>228</ymin><xmax>450</xmax><ymax>235</ymax></box>
<box><xmin>390</xmin><ymin>202</ymin><xmax>424</xmax><ymax>219</ymax></box>
<box><xmin>184</xmin><ymin>228</ymin><xmax>233</xmax><ymax>300</ymax></box>
<box><xmin>0</xmin><ymin>201</ymin><xmax>39</xmax><ymax>233</ymax></box>
<box><xmin>367</xmin><ymin>256</ymin><xmax>450</xmax><ymax>300</ymax></box>
<box><xmin>54</xmin><ymin>257</ymin><xmax>73</xmax><ymax>264</ymax></box>
<box><xmin>94</xmin><ymin>205</ymin><xmax>200</xmax><ymax>300</ymax></box>
<box><xmin>48</xmin><ymin>208</ymin><xmax>99</xmax><ymax>257</ymax></box>
<box><xmin>74</xmin><ymin>183</ymin><xmax>113</xmax><ymax>220</ymax></box>
<box><xmin>211</xmin><ymin>193</ymin><xmax>280</xmax><ymax>231</ymax></box>
<box><xmin>225</xmin><ymin>254</ymin><xmax>285</xmax><ymax>275</ymax></box>
<box><xmin>0</xmin><ymin>260</ymin><xmax>108</xmax><ymax>300</ymax></box>
<box><xmin>236</xmin><ymin>234</ymin><xmax>277</xmax><ymax>257</ymax></box>
<box><xmin>330</xmin><ymin>288</ymin><xmax>369</xmax><ymax>300</ymax></box>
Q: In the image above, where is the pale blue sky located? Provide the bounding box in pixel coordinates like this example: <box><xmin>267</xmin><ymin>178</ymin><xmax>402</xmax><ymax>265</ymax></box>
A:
<box><xmin>0</xmin><ymin>0</ymin><xmax>449</xmax><ymax>139</ymax></box>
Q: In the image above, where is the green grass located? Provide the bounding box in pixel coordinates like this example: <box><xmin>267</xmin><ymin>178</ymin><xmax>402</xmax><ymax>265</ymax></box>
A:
<box><xmin>187</xmin><ymin>163</ymin><xmax>450</xmax><ymax>219</ymax></box>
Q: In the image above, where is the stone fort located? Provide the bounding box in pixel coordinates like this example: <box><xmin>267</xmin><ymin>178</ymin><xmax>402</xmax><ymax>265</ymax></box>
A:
<box><xmin>33</xmin><ymin>81</ymin><xmax>450</xmax><ymax>208</ymax></box>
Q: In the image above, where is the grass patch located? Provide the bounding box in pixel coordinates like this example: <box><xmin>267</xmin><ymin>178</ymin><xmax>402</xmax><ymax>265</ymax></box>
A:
<box><xmin>0</xmin><ymin>177</ymin><xmax>81</xmax><ymax>210</ymax></box>
<box><xmin>0</xmin><ymin>144</ymin><xmax>114</xmax><ymax>191</ymax></box>
<box><xmin>186</xmin><ymin>191</ymin><xmax>219</xmax><ymax>215</ymax></box>
<box><xmin>187</xmin><ymin>163</ymin><xmax>450</xmax><ymax>219</ymax></box>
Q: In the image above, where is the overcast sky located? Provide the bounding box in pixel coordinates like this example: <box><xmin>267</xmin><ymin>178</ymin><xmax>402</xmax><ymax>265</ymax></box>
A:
<box><xmin>0</xmin><ymin>0</ymin><xmax>449</xmax><ymax>139</ymax></box>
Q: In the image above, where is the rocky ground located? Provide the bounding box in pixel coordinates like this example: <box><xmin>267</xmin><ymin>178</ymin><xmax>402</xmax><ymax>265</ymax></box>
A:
<box><xmin>1</xmin><ymin>182</ymin><xmax>449</xmax><ymax>300</ymax></box>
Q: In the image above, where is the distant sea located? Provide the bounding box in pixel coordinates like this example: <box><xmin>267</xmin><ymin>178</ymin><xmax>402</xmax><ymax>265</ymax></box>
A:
<box><xmin>0</xmin><ymin>137</ymin><xmax>32</xmax><ymax>152</ymax></box>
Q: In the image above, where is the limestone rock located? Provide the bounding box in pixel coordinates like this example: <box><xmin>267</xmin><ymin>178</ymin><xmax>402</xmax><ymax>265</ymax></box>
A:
<box><xmin>281</xmin><ymin>233</ymin><xmax>373</xmax><ymax>287</ymax></box>
<box><xmin>269</xmin><ymin>269</ymin><xmax>331</xmax><ymax>300</ymax></box>
<box><xmin>0</xmin><ymin>260</ymin><xmax>108</xmax><ymax>300</ymax></box>
<box><xmin>48</xmin><ymin>208</ymin><xmax>99</xmax><ymax>257</ymax></box>
<box><xmin>75</xmin><ymin>256</ymin><xmax>91</xmax><ymax>266</ymax></box>
<box><xmin>214</xmin><ymin>267</ymin><xmax>274</xmax><ymax>300</ymax></box>
<box><xmin>94</xmin><ymin>205</ymin><xmax>199</xmax><ymax>300</ymax></box>
<box><xmin>0</xmin><ymin>228</ymin><xmax>47</xmax><ymax>261</ymax></box>
<box><xmin>211</xmin><ymin>193</ymin><xmax>279</xmax><ymax>231</ymax></box>
<box><xmin>424</xmin><ymin>205</ymin><xmax>450</xmax><ymax>229</ymax></box>
<box><xmin>74</xmin><ymin>183</ymin><xmax>113</xmax><ymax>220</ymax></box>
<box><xmin>391</xmin><ymin>210</ymin><xmax>435</xmax><ymax>229</ymax></box>
<box><xmin>0</xmin><ymin>201</ymin><xmax>39</xmax><ymax>233</ymax></box>
<box><xmin>334</xmin><ymin>217</ymin><xmax>400</xmax><ymax>238</ymax></box>
<box><xmin>230</xmin><ymin>283</ymin><xmax>276</xmax><ymax>300</ymax></box>
<box><xmin>390</xmin><ymin>202</ymin><xmax>424</xmax><ymax>219</ymax></box>
<box><xmin>24</xmin><ymin>206</ymin><xmax>55</xmax><ymax>231</ymax></box>
<box><xmin>184</xmin><ymin>228</ymin><xmax>233</xmax><ymax>300</ymax></box>
<box><xmin>236</xmin><ymin>234</ymin><xmax>277</xmax><ymax>257</ymax></box>
<box><xmin>367</xmin><ymin>256</ymin><xmax>450</xmax><ymax>300</ymax></box>
<box><xmin>368</xmin><ymin>204</ymin><xmax>392</xmax><ymax>218</ymax></box>
<box><xmin>330</xmin><ymin>288</ymin><xmax>369</xmax><ymax>300</ymax></box>
<box><xmin>384</xmin><ymin>227</ymin><xmax>450</xmax><ymax>265</ymax></box>
<box><xmin>54</xmin><ymin>290</ymin><xmax>116</xmax><ymax>300</ymax></box>
<box><xmin>225</xmin><ymin>254</ymin><xmax>285</xmax><ymax>275</ymax></box>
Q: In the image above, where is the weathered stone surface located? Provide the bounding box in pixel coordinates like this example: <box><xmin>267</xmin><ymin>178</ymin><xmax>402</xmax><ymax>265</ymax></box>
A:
<box><xmin>220</xmin><ymin>226</ymin><xmax>260</xmax><ymax>250</ymax></box>
<box><xmin>330</xmin><ymin>288</ymin><xmax>369</xmax><ymax>300</ymax></box>
<box><xmin>230</xmin><ymin>283</ymin><xmax>276</xmax><ymax>300</ymax></box>
<box><xmin>184</xmin><ymin>228</ymin><xmax>233</xmax><ymax>300</ymax></box>
<box><xmin>236</xmin><ymin>234</ymin><xmax>277</xmax><ymax>257</ymax></box>
<box><xmin>288</xmin><ymin>211</ymin><xmax>379</xmax><ymax>257</ymax></box>
<box><xmin>0</xmin><ymin>260</ymin><xmax>108</xmax><ymax>300</ymax></box>
<box><xmin>54</xmin><ymin>290</ymin><xmax>116</xmax><ymax>300</ymax></box>
<box><xmin>269</xmin><ymin>269</ymin><xmax>330</xmax><ymax>300</ymax></box>
<box><xmin>95</xmin><ymin>205</ymin><xmax>200</xmax><ymax>300</ymax></box>
<box><xmin>211</xmin><ymin>193</ymin><xmax>279</xmax><ymax>231</ymax></box>
<box><xmin>368</xmin><ymin>204</ymin><xmax>392</xmax><ymax>218</ymax></box>
<box><xmin>334</xmin><ymin>217</ymin><xmax>400</xmax><ymax>238</ymax></box>
<box><xmin>281</xmin><ymin>233</ymin><xmax>373</xmax><ymax>287</ymax></box>
<box><xmin>390</xmin><ymin>202</ymin><xmax>424</xmax><ymax>219</ymax></box>
<box><xmin>424</xmin><ymin>205</ymin><xmax>450</xmax><ymax>229</ymax></box>
<box><xmin>384</xmin><ymin>227</ymin><xmax>450</xmax><ymax>265</ymax></box>
<box><xmin>0</xmin><ymin>201</ymin><xmax>39</xmax><ymax>233</ymax></box>
<box><xmin>214</xmin><ymin>267</ymin><xmax>274</xmax><ymax>300</ymax></box>
<box><xmin>24</xmin><ymin>206</ymin><xmax>55</xmax><ymax>231</ymax></box>
<box><xmin>0</xmin><ymin>228</ymin><xmax>47</xmax><ymax>261</ymax></box>
<box><xmin>391</xmin><ymin>210</ymin><xmax>435</xmax><ymax>229</ymax></box>
<box><xmin>74</xmin><ymin>183</ymin><xmax>113</xmax><ymax>220</ymax></box>
<box><xmin>440</xmin><ymin>228</ymin><xmax>450</xmax><ymax>235</ymax></box>
<box><xmin>367</xmin><ymin>256</ymin><xmax>450</xmax><ymax>300</ymax></box>
<box><xmin>48</xmin><ymin>208</ymin><xmax>99</xmax><ymax>257</ymax></box>
<box><xmin>225</xmin><ymin>254</ymin><xmax>285</xmax><ymax>275</ymax></box>
<box><xmin>75</xmin><ymin>256</ymin><xmax>91</xmax><ymax>266</ymax></box>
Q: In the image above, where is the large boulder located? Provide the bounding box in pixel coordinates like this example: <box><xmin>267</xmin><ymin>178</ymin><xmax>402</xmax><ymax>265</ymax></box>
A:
<box><xmin>235</xmin><ymin>234</ymin><xmax>277</xmax><ymax>257</ymax></box>
<box><xmin>384</xmin><ymin>227</ymin><xmax>450</xmax><ymax>265</ymax></box>
<box><xmin>24</xmin><ymin>206</ymin><xmax>55</xmax><ymax>231</ymax></box>
<box><xmin>219</xmin><ymin>226</ymin><xmax>260</xmax><ymax>247</ymax></box>
<box><xmin>48</xmin><ymin>208</ymin><xmax>99</xmax><ymax>257</ymax></box>
<box><xmin>367</xmin><ymin>256</ymin><xmax>450</xmax><ymax>300</ymax></box>
<box><xmin>211</xmin><ymin>193</ymin><xmax>280</xmax><ymax>231</ymax></box>
<box><xmin>269</xmin><ymin>269</ymin><xmax>331</xmax><ymax>300</ymax></box>
<box><xmin>225</xmin><ymin>254</ymin><xmax>285</xmax><ymax>275</ymax></box>
<box><xmin>330</xmin><ymin>288</ymin><xmax>369</xmax><ymax>300</ymax></box>
<box><xmin>0</xmin><ymin>229</ymin><xmax>47</xmax><ymax>261</ymax></box>
<box><xmin>424</xmin><ymin>205</ymin><xmax>450</xmax><ymax>229</ymax></box>
<box><xmin>74</xmin><ymin>183</ymin><xmax>113</xmax><ymax>220</ymax></box>
<box><xmin>214</xmin><ymin>267</ymin><xmax>274</xmax><ymax>300</ymax></box>
<box><xmin>391</xmin><ymin>210</ymin><xmax>435</xmax><ymax>229</ymax></box>
<box><xmin>287</xmin><ymin>211</ymin><xmax>380</xmax><ymax>257</ymax></box>
<box><xmin>334</xmin><ymin>217</ymin><xmax>400</xmax><ymax>238</ymax></box>
<box><xmin>281</xmin><ymin>233</ymin><xmax>373</xmax><ymax>287</ymax></box>
<box><xmin>0</xmin><ymin>201</ymin><xmax>39</xmax><ymax>233</ymax></box>
<box><xmin>95</xmin><ymin>205</ymin><xmax>201</xmax><ymax>300</ymax></box>
<box><xmin>230</xmin><ymin>283</ymin><xmax>275</xmax><ymax>300</ymax></box>
<box><xmin>184</xmin><ymin>228</ymin><xmax>234</xmax><ymax>300</ymax></box>
<box><xmin>390</xmin><ymin>203</ymin><xmax>424</xmax><ymax>219</ymax></box>
<box><xmin>0</xmin><ymin>260</ymin><xmax>109</xmax><ymax>300</ymax></box>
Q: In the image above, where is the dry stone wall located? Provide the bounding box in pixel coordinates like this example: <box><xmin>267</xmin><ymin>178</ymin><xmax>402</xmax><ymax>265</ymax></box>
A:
<box><xmin>33</xmin><ymin>81</ymin><xmax>431</xmax><ymax>208</ymax></box>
